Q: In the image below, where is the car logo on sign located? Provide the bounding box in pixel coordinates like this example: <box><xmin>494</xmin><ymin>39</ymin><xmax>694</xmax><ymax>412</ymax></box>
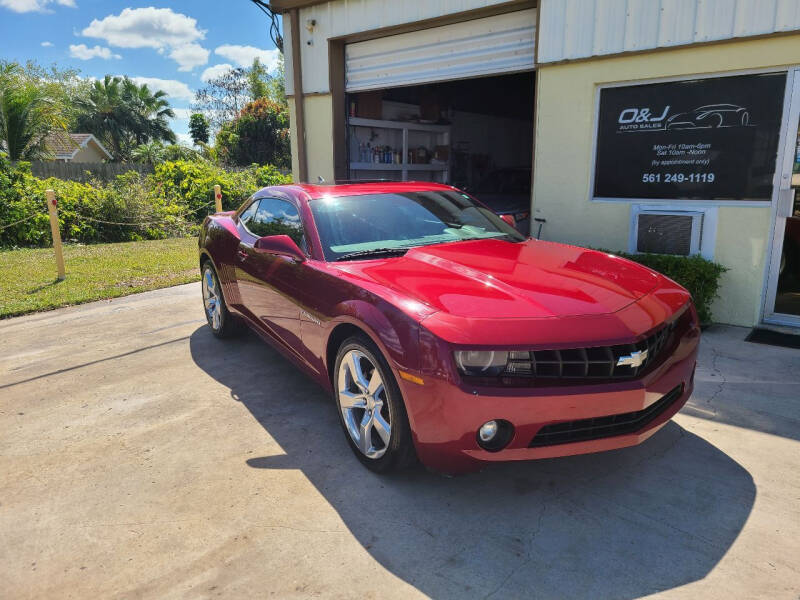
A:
<box><xmin>616</xmin><ymin>349</ymin><xmax>648</xmax><ymax>368</ymax></box>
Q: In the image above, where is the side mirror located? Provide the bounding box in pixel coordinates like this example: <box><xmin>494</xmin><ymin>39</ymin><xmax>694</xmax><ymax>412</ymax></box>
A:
<box><xmin>254</xmin><ymin>234</ymin><xmax>306</xmax><ymax>262</ymax></box>
<box><xmin>499</xmin><ymin>214</ymin><xmax>516</xmax><ymax>227</ymax></box>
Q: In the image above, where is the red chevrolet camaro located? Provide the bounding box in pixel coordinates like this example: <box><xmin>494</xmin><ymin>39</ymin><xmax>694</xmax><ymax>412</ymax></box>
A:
<box><xmin>198</xmin><ymin>182</ymin><xmax>700</xmax><ymax>474</ymax></box>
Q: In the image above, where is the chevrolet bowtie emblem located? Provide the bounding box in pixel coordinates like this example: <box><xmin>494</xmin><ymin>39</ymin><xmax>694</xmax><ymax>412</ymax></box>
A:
<box><xmin>616</xmin><ymin>349</ymin><xmax>648</xmax><ymax>368</ymax></box>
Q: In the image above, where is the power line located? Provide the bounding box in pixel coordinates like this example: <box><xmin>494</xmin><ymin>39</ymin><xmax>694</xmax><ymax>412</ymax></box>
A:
<box><xmin>249</xmin><ymin>0</ymin><xmax>284</xmax><ymax>53</ymax></box>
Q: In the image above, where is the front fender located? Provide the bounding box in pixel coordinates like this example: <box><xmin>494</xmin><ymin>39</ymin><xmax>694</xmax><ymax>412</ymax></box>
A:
<box><xmin>328</xmin><ymin>299</ymin><xmax>421</xmax><ymax>375</ymax></box>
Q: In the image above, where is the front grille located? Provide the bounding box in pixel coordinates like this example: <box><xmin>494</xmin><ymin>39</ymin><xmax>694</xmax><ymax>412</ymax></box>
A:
<box><xmin>528</xmin><ymin>384</ymin><xmax>684</xmax><ymax>448</ymax></box>
<box><xmin>491</xmin><ymin>308</ymin><xmax>688</xmax><ymax>386</ymax></box>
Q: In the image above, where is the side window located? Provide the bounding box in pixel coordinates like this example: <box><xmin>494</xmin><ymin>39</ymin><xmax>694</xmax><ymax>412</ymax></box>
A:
<box><xmin>248</xmin><ymin>198</ymin><xmax>307</xmax><ymax>252</ymax></box>
<box><xmin>239</xmin><ymin>199</ymin><xmax>259</xmax><ymax>227</ymax></box>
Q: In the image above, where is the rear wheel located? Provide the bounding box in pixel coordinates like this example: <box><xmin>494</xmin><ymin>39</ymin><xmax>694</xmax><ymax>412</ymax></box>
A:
<box><xmin>334</xmin><ymin>335</ymin><xmax>416</xmax><ymax>473</ymax></box>
<box><xmin>201</xmin><ymin>262</ymin><xmax>239</xmax><ymax>338</ymax></box>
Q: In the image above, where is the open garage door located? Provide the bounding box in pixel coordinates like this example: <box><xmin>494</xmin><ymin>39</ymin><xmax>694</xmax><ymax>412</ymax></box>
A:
<box><xmin>345</xmin><ymin>9</ymin><xmax>536</xmax><ymax>92</ymax></box>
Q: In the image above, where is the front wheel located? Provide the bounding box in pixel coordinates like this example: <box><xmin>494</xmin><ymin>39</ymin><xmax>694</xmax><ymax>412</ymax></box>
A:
<box><xmin>201</xmin><ymin>262</ymin><xmax>239</xmax><ymax>338</ymax></box>
<box><xmin>334</xmin><ymin>335</ymin><xmax>416</xmax><ymax>473</ymax></box>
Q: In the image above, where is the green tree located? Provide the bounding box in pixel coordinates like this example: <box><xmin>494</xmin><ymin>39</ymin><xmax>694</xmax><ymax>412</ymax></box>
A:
<box><xmin>192</xmin><ymin>67</ymin><xmax>249</xmax><ymax>131</ymax></box>
<box><xmin>0</xmin><ymin>63</ymin><xmax>65</xmax><ymax>160</ymax></box>
<box><xmin>122</xmin><ymin>78</ymin><xmax>175</xmax><ymax>147</ymax></box>
<box><xmin>131</xmin><ymin>140</ymin><xmax>165</xmax><ymax>164</ymax></box>
<box><xmin>0</xmin><ymin>59</ymin><xmax>90</xmax><ymax>131</ymax></box>
<box><xmin>267</xmin><ymin>55</ymin><xmax>287</xmax><ymax>108</ymax></box>
<box><xmin>247</xmin><ymin>57</ymin><xmax>270</xmax><ymax>100</ymax></box>
<box><xmin>215</xmin><ymin>97</ymin><xmax>290</xmax><ymax>168</ymax></box>
<box><xmin>162</xmin><ymin>144</ymin><xmax>199</xmax><ymax>162</ymax></box>
<box><xmin>74</xmin><ymin>75</ymin><xmax>129</xmax><ymax>159</ymax></box>
<box><xmin>189</xmin><ymin>113</ymin><xmax>210</xmax><ymax>145</ymax></box>
<box><xmin>75</xmin><ymin>75</ymin><xmax>176</xmax><ymax>160</ymax></box>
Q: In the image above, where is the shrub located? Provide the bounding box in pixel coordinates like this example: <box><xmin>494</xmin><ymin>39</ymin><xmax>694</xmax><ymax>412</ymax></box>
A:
<box><xmin>0</xmin><ymin>157</ymin><xmax>52</xmax><ymax>246</ymax></box>
<box><xmin>606</xmin><ymin>250</ymin><xmax>727</xmax><ymax>324</ymax></box>
<box><xmin>152</xmin><ymin>159</ymin><xmax>289</xmax><ymax>216</ymax></box>
<box><xmin>0</xmin><ymin>156</ymin><xmax>291</xmax><ymax>248</ymax></box>
<box><xmin>216</xmin><ymin>98</ymin><xmax>290</xmax><ymax>168</ymax></box>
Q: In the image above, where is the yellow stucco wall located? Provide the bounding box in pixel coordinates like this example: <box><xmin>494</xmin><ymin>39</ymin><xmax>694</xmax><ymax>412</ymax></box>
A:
<box><xmin>289</xmin><ymin>94</ymin><xmax>335</xmax><ymax>184</ymax></box>
<box><xmin>71</xmin><ymin>144</ymin><xmax>105</xmax><ymax>163</ymax></box>
<box><xmin>533</xmin><ymin>34</ymin><xmax>800</xmax><ymax>326</ymax></box>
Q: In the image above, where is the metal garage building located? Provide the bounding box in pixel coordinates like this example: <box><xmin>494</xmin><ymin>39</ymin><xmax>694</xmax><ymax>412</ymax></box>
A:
<box><xmin>272</xmin><ymin>0</ymin><xmax>800</xmax><ymax>329</ymax></box>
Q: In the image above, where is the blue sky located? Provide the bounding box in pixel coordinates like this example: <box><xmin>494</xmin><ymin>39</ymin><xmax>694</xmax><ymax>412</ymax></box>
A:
<box><xmin>0</xmin><ymin>0</ymin><xmax>283</xmax><ymax>143</ymax></box>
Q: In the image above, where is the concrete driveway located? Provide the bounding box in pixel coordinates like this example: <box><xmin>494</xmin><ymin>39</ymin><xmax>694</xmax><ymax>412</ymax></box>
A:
<box><xmin>1</xmin><ymin>283</ymin><xmax>799</xmax><ymax>599</ymax></box>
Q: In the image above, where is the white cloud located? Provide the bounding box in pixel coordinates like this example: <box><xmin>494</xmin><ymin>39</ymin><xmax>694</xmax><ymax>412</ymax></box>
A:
<box><xmin>0</xmin><ymin>0</ymin><xmax>74</xmax><ymax>13</ymax></box>
<box><xmin>200</xmin><ymin>63</ymin><xmax>234</xmax><ymax>82</ymax></box>
<box><xmin>169</xmin><ymin>43</ymin><xmax>209</xmax><ymax>72</ymax></box>
<box><xmin>82</xmin><ymin>7</ymin><xmax>203</xmax><ymax>48</ymax></box>
<box><xmin>128</xmin><ymin>77</ymin><xmax>193</xmax><ymax>102</ymax></box>
<box><xmin>214</xmin><ymin>45</ymin><xmax>280</xmax><ymax>70</ymax></box>
<box><xmin>82</xmin><ymin>7</ymin><xmax>208</xmax><ymax>70</ymax></box>
<box><xmin>69</xmin><ymin>44</ymin><xmax>121</xmax><ymax>60</ymax></box>
<box><xmin>175</xmin><ymin>132</ymin><xmax>193</xmax><ymax>146</ymax></box>
<box><xmin>41</xmin><ymin>41</ymin><xmax>53</xmax><ymax>47</ymax></box>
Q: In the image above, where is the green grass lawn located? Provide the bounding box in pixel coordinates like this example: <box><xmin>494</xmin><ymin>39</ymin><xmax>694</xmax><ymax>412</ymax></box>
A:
<box><xmin>0</xmin><ymin>238</ymin><xmax>200</xmax><ymax>318</ymax></box>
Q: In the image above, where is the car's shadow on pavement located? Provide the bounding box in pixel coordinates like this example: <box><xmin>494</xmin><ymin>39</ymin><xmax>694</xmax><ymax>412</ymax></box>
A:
<box><xmin>190</xmin><ymin>326</ymin><xmax>755</xmax><ymax>599</ymax></box>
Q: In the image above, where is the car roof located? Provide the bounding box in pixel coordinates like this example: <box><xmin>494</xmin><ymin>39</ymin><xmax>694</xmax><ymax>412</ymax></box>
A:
<box><xmin>268</xmin><ymin>181</ymin><xmax>457</xmax><ymax>201</ymax></box>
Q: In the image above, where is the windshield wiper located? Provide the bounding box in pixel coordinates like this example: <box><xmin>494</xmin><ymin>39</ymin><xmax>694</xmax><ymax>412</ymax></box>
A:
<box><xmin>335</xmin><ymin>247</ymin><xmax>409</xmax><ymax>261</ymax></box>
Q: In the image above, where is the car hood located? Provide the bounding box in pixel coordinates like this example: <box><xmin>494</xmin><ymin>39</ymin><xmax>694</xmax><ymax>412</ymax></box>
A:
<box><xmin>331</xmin><ymin>239</ymin><xmax>662</xmax><ymax>320</ymax></box>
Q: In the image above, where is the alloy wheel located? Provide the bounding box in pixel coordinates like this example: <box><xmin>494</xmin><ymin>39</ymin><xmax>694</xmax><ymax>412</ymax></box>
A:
<box><xmin>202</xmin><ymin>266</ymin><xmax>222</xmax><ymax>331</ymax></box>
<box><xmin>337</xmin><ymin>349</ymin><xmax>391</xmax><ymax>459</ymax></box>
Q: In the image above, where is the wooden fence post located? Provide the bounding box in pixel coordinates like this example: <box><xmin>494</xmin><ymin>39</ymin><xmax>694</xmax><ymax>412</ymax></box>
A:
<box><xmin>214</xmin><ymin>185</ymin><xmax>222</xmax><ymax>213</ymax></box>
<box><xmin>45</xmin><ymin>189</ymin><xmax>65</xmax><ymax>281</ymax></box>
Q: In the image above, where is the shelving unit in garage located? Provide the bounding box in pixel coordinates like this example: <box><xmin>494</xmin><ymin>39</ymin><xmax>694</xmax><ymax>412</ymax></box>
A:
<box><xmin>347</xmin><ymin>117</ymin><xmax>450</xmax><ymax>183</ymax></box>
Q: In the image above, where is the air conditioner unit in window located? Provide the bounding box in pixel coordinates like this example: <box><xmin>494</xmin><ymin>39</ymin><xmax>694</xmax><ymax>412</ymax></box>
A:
<box><xmin>633</xmin><ymin>210</ymin><xmax>704</xmax><ymax>256</ymax></box>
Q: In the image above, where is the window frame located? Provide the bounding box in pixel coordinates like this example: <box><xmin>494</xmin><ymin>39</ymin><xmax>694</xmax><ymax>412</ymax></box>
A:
<box><xmin>238</xmin><ymin>198</ymin><xmax>259</xmax><ymax>228</ymax></box>
<box><xmin>239</xmin><ymin>195</ymin><xmax>309</xmax><ymax>256</ymax></box>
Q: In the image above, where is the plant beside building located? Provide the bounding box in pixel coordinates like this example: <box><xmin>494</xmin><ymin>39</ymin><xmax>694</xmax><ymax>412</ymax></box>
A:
<box><xmin>0</xmin><ymin>154</ymin><xmax>290</xmax><ymax>247</ymax></box>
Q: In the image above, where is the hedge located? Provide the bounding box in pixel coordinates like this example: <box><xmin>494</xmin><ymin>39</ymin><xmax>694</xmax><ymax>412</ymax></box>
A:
<box><xmin>0</xmin><ymin>154</ymin><xmax>291</xmax><ymax>248</ymax></box>
<box><xmin>604</xmin><ymin>250</ymin><xmax>727</xmax><ymax>324</ymax></box>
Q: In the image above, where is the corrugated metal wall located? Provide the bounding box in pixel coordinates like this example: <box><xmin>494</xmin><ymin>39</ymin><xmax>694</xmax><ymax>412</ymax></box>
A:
<box><xmin>538</xmin><ymin>0</ymin><xmax>800</xmax><ymax>64</ymax></box>
<box><xmin>285</xmin><ymin>0</ymin><xmax>522</xmax><ymax>95</ymax></box>
<box><xmin>345</xmin><ymin>10</ymin><xmax>536</xmax><ymax>91</ymax></box>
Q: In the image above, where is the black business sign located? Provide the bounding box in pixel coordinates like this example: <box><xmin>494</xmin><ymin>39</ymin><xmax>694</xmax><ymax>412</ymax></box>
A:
<box><xmin>594</xmin><ymin>72</ymin><xmax>786</xmax><ymax>201</ymax></box>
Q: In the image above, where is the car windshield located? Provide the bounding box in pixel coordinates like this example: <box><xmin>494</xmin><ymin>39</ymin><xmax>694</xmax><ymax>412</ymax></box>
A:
<box><xmin>309</xmin><ymin>190</ymin><xmax>525</xmax><ymax>261</ymax></box>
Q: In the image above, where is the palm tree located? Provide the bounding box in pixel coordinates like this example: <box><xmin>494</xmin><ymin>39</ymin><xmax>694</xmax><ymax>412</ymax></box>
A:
<box><xmin>0</xmin><ymin>64</ymin><xmax>64</xmax><ymax>160</ymax></box>
<box><xmin>121</xmin><ymin>78</ymin><xmax>175</xmax><ymax>146</ymax></box>
<box><xmin>75</xmin><ymin>76</ymin><xmax>176</xmax><ymax>160</ymax></box>
<box><xmin>131</xmin><ymin>140</ymin><xmax>165</xmax><ymax>164</ymax></box>
<box><xmin>74</xmin><ymin>75</ymin><xmax>131</xmax><ymax>160</ymax></box>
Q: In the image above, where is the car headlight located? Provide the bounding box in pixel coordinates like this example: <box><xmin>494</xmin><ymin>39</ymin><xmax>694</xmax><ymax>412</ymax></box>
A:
<box><xmin>454</xmin><ymin>350</ymin><xmax>509</xmax><ymax>377</ymax></box>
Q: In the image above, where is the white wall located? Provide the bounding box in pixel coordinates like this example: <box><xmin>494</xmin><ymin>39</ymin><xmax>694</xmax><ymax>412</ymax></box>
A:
<box><xmin>533</xmin><ymin>34</ymin><xmax>800</xmax><ymax>326</ymax></box>
<box><xmin>538</xmin><ymin>0</ymin><xmax>800</xmax><ymax>64</ymax></box>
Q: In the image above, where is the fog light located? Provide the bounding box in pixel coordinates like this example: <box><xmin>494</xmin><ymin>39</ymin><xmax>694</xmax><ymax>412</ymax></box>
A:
<box><xmin>479</xmin><ymin>420</ymin><xmax>498</xmax><ymax>442</ymax></box>
<box><xmin>476</xmin><ymin>419</ymin><xmax>514</xmax><ymax>452</ymax></box>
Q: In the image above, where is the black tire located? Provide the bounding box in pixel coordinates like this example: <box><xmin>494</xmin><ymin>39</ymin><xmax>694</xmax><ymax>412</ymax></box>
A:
<box><xmin>201</xmin><ymin>261</ymin><xmax>241</xmax><ymax>339</ymax></box>
<box><xmin>333</xmin><ymin>334</ymin><xmax>417</xmax><ymax>473</ymax></box>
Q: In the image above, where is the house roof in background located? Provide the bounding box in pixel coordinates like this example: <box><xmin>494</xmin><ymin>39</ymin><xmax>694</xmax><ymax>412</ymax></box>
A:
<box><xmin>44</xmin><ymin>132</ymin><xmax>113</xmax><ymax>160</ymax></box>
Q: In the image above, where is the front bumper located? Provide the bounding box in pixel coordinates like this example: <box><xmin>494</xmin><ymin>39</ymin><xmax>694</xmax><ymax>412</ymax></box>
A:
<box><xmin>399</xmin><ymin>328</ymin><xmax>699</xmax><ymax>474</ymax></box>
